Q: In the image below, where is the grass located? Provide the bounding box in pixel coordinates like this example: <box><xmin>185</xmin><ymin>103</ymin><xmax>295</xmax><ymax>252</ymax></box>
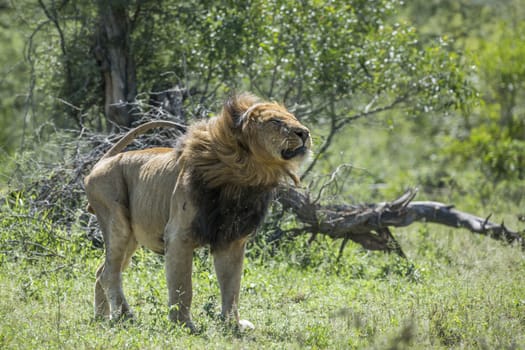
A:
<box><xmin>1</xmin><ymin>197</ymin><xmax>524</xmax><ymax>349</ymax></box>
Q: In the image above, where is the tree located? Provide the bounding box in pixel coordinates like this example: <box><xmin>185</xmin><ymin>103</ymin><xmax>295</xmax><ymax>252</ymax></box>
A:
<box><xmin>445</xmin><ymin>19</ymin><xmax>525</xmax><ymax>181</ymax></box>
<box><xmin>405</xmin><ymin>0</ymin><xmax>525</xmax><ymax>181</ymax></box>
<box><xmin>25</xmin><ymin>0</ymin><xmax>472</xmax><ymax>152</ymax></box>
<box><xmin>0</xmin><ymin>1</ymin><xmax>30</xmax><ymax>152</ymax></box>
<box><xmin>95</xmin><ymin>0</ymin><xmax>138</xmax><ymax>128</ymax></box>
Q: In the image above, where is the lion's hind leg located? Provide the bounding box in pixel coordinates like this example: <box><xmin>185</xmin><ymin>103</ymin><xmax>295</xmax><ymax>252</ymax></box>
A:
<box><xmin>94</xmin><ymin>262</ymin><xmax>109</xmax><ymax>318</ymax></box>
<box><xmin>92</xmin><ymin>203</ymin><xmax>137</xmax><ymax>322</ymax></box>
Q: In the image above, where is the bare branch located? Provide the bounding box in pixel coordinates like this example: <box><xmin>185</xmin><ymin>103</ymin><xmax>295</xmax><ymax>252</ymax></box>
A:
<box><xmin>37</xmin><ymin>0</ymin><xmax>67</xmax><ymax>57</ymax></box>
<box><xmin>301</xmin><ymin>99</ymin><xmax>338</xmax><ymax>179</ymax></box>
<box><xmin>277</xmin><ymin>187</ymin><xmax>524</xmax><ymax>257</ymax></box>
<box><xmin>301</xmin><ymin>94</ymin><xmax>409</xmax><ymax>180</ymax></box>
<box><xmin>313</xmin><ymin>163</ymin><xmax>354</xmax><ymax>204</ymax></box>
<box><xmin>335</xmin><ymin>93</ymin><xmax>409</xmax><ymax>130</ymax></box>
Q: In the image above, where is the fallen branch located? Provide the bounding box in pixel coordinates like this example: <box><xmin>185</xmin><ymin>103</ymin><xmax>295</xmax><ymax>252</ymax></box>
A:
<box><xmin>277</xmin><ymin>187</ymin><xmax>524</xmax><ymax>258</ymax></box>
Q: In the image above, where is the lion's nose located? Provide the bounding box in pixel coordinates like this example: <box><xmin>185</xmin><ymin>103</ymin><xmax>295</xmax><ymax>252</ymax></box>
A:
<box><xmin>294</xmin><ymin>128</ymin><xmax>310</xmax><ymax>143</ymax></box>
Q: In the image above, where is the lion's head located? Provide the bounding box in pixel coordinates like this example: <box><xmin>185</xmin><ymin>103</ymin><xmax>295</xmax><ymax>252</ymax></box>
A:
<box><xmin>182</xmin><ymin>93</ymin><xmax>311</xmax><ymax>189</ymax></box>
<box><xmin>237</xmin><ymin>101</ymin><xmax>310</xmax><ymax>163</ymax></box>
<box><xmin>212</xmin><ymin>93</ymin><xmax>312</xmax><ymax>186</ymax></box>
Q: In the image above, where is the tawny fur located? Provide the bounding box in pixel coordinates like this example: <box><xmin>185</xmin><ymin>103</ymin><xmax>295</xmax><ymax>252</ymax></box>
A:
<box><xmin>84</xmin><ymin>93</ymin><xmax>311</xmax><ymax>331</ymax></box>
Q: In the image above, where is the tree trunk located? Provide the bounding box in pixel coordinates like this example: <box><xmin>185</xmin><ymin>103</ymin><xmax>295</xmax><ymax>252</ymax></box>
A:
<box><xmin>95</xmin><ymin>1</ymin><xmax>137</xmax><ymax>128</ymax></box>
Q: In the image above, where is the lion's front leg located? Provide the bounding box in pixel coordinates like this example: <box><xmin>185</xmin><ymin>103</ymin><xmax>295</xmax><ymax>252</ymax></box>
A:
<box><xmin>213</xmin><ymin>238</ymin><xmax>254</xmax><ymax>331</ymax></box>
<box><xmin>164</xmin><ymin>226</ymin><xmax>196</xmax><ymax>332</ymax></box>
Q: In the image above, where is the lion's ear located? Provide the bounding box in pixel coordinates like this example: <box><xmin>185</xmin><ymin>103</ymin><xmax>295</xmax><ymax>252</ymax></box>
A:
<box><xmin>224</xmin><ymin>93</ymin><xmax>261</xmax><ymax>128</ymax></box>
<box><xmin>224</xmin><ymin>95</ymin><xmax>244</xmax><ymax>128</ymax></box>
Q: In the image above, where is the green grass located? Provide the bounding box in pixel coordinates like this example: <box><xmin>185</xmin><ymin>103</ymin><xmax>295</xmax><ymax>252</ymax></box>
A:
<box><xmin>1</xmin><ymin>197</ymin><xmax>524</xmax><ymax>349</ymax></box>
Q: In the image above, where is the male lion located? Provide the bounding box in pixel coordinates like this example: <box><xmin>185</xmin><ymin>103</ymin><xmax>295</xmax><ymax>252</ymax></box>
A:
<box><xmin>84</xmin><ymin>93</ymin><xmax>311</xmax><ymax>331</ymax></box>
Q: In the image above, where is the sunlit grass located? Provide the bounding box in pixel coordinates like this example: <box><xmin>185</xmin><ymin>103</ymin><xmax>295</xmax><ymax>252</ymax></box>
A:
<box><xmin>1</xmin><ymin>202</ymin><xmax>524</xmax><ymax>349</ymax></box>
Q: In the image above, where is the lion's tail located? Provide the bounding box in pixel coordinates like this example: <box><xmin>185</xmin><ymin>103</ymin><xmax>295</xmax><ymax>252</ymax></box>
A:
<box><xmin>100</xmin><ymin>120</ymin><xmax>187</xmax><ymax>160</ymax></box>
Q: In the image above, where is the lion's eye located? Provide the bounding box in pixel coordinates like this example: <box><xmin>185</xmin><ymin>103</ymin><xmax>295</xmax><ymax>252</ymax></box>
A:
<box><xmin>269</xmin><ymin>118</ymin><xmax>283</xmax><ymax>126</ymax></box>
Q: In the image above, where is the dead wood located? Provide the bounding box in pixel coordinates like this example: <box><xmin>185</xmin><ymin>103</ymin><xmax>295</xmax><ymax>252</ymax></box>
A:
<box><xmin>277</xmin><ymin>187</ymin><xmax>524</xmax><ymax>258</ymax></box>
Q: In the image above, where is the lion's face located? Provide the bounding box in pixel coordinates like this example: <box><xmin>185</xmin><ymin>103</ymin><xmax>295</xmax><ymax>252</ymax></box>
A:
<box><xmin>240</xmin><ymin>103</ymin><xmax>311</xmax><ymax>166</ymax></box>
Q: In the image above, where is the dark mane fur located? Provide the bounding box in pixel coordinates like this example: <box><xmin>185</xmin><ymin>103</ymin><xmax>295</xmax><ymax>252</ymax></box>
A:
<box><xmin>190</xmin><ymin>174</ymin><xmax>274</xmax><ymax>249</ymax></box>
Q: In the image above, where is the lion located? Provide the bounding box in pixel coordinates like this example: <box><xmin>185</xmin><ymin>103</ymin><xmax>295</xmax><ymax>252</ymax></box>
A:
<box><xmin>84</xmin><ymin>93</ymin><xmax>311</xmax><ymax>331</ymax></box>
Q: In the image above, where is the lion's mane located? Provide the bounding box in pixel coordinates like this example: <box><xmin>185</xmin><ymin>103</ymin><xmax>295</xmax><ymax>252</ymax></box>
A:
<box><xmin>176</xmin><ymin>93</ymin><xmax>300</xmax><ymax>248</ymax></box>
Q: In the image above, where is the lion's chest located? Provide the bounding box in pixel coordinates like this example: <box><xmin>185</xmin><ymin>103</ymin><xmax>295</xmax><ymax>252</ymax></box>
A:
<box><xmin>191</xmin><ymin>184</ymin><xmax>274</xmax><ymax>248</ymax></box>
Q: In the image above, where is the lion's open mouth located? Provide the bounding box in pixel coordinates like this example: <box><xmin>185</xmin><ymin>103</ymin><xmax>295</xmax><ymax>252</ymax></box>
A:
<box><xmin>281</xmin><ymin>146</ymin><xmax>308</xmax><ymax>160</ymax></box>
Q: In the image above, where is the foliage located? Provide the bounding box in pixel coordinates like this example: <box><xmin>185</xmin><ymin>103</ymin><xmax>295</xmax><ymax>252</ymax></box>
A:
<box><xmin>3</xmin><ymin>1</ymin><xmax>472</xmax><ymax>137</ymax></box>
<box><xmin>404</xmin><ymin>0</ymin><xmax>525</xmax><ymax>181</ymax></box>
<box><xmin>443</xmin><ymin>20</ymin><xmax>525</xmax><ymax>181</ymax></box>
<box><xmin>444</xmin><ymin>116</ymin><xmax>525</xmax><ymax>181</ymax></box>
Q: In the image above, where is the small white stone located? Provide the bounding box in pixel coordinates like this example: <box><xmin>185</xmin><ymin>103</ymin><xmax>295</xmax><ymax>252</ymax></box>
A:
<box><xmin>238</xmin><ymin>319</ymin><xmax>255</xmax><ymax>331</ymax></box>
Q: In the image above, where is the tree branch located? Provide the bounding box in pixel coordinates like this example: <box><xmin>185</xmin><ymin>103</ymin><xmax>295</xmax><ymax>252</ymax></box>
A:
<box><xmin>301</xmin><ymin>98</ymin><xmax>338</xmax><ymax>179</ymax></box>
<box><xmin>335</xmin><ymin>93</ymin><xmax>409</xmax><ymax>131</ymax></box>
<box><xmin>277</xmin><ymin>187</ymin><xmax>524</xmax><ymax>257</ymax></box>
<box><xmin>301</xmin><ymin>93</ymin><xmax>409</xmax><ymax>180</ymax></box>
